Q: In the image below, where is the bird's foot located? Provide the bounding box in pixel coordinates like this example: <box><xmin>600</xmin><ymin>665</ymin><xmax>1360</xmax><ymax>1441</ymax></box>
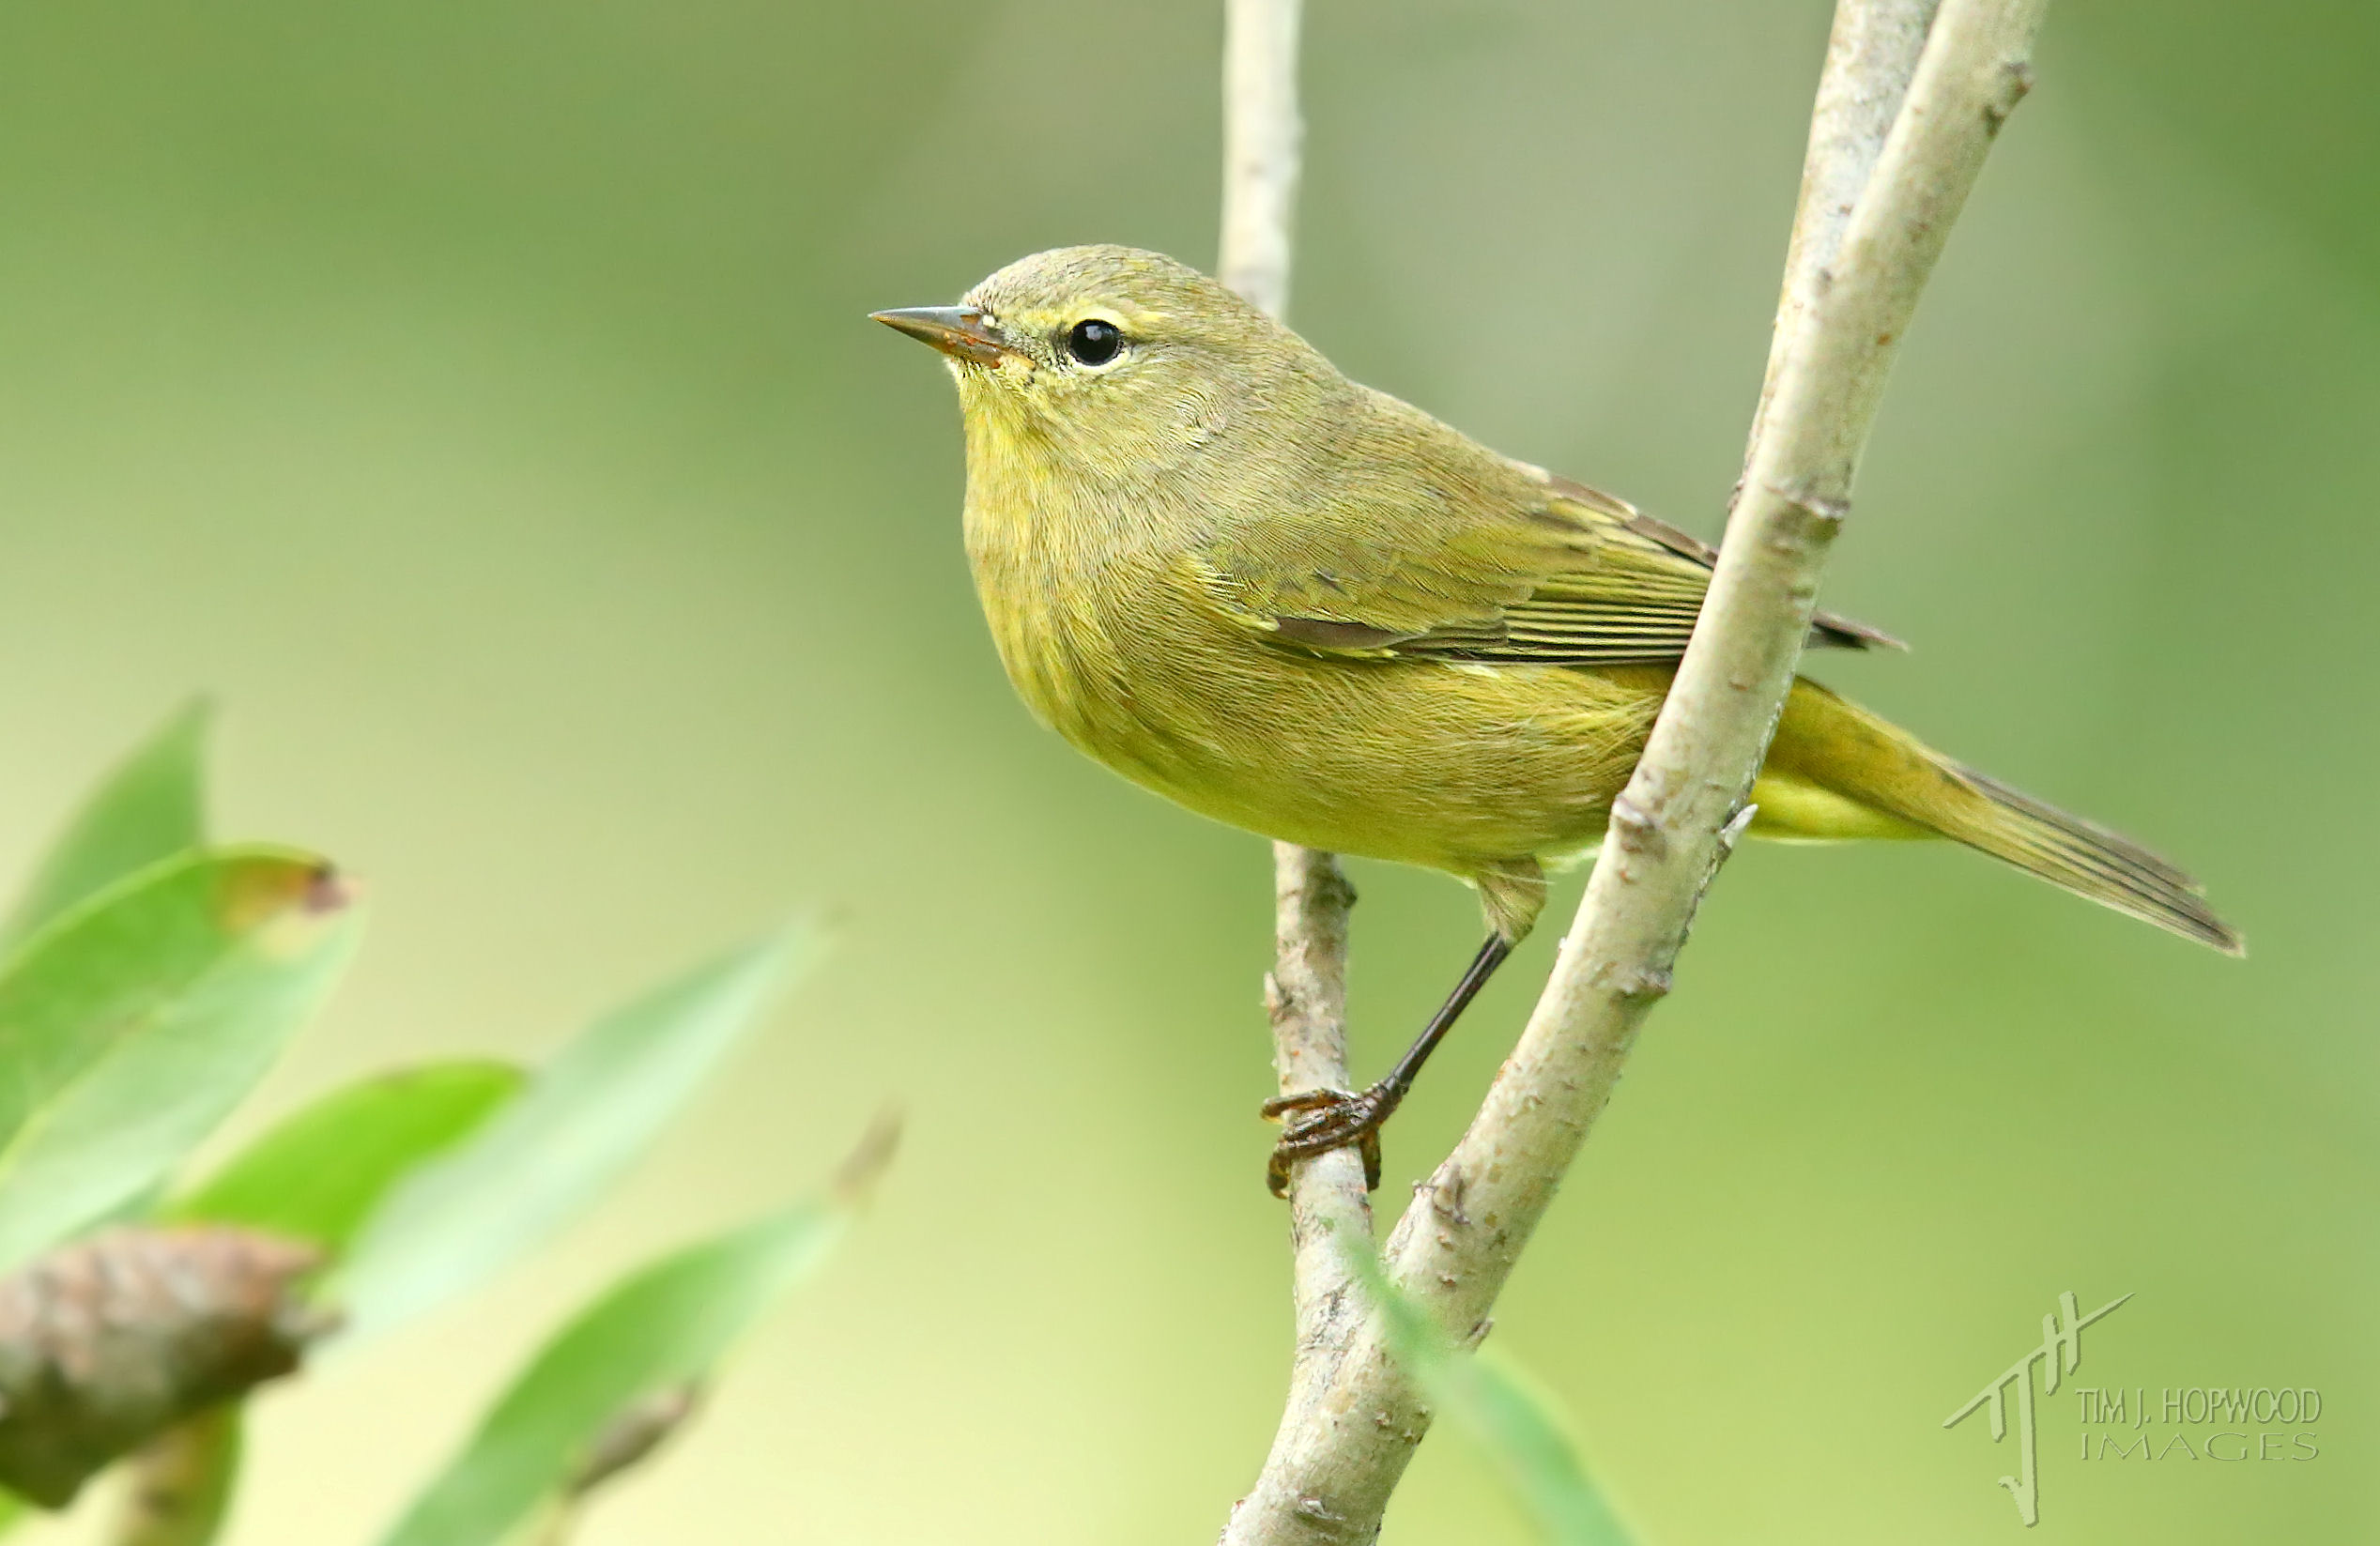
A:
<box><xmin>1260</xmin><ymin>1083</ymin><xmax>1402</xmax><ymax>1196</ymax></box>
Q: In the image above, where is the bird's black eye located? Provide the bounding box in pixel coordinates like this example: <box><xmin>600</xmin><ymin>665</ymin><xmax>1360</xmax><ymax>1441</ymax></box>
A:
<box><xmin>1066</xmin><ymin>318</ymin><xmax>1122</xmax><ymax>366</ymax></box>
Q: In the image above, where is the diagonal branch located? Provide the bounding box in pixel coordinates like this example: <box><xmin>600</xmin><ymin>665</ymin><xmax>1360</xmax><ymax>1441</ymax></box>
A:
<box><xmin>1220</xmin><ymin>1</ymin><xmax>2050</xmax><ymax>1540</ymax></box>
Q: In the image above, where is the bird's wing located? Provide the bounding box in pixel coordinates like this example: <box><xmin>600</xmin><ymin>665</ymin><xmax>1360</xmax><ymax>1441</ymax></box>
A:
<box><xmin>1190</xmin><ymin>471</ymin><xmax>1901</xmax><ymax>666</ymax></box>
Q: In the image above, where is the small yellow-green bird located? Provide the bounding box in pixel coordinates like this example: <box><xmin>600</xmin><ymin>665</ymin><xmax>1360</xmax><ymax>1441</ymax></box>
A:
<box><xmin>875</xmin><ymin>244</ymin><xmax>2239</xmax><ymax>1193</ymax></box>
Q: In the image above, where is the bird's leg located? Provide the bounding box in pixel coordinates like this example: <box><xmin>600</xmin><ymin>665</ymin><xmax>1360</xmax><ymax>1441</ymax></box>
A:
<box><xmin>1262</xmin><ymin>932</ymin><xmax>1514</xmax><ymax>1195</ymax></box>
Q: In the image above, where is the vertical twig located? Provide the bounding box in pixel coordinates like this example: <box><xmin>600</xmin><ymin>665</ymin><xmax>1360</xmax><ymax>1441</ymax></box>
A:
<box><xmin>1219</xmin><ymin>0</ymin><xmax>1304</xmax><ymax>319</ymax></box>
<box><xmin>1220</xmin><ymin>2</ymin><xmax>2050</xmax><ymax>1540</ymax></box>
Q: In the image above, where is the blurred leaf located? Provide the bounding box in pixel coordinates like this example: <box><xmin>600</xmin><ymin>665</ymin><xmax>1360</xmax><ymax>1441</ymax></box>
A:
<box><xmin>550</xmin><ymin>1382</ymin><xmax>701</xmax><ymax>1505</ymax></box>
<box><xmin>333</xmin><ymin>927</ymin><xmax>819</xmax><ymax>1342</ymax></box>
<box><xmin>1</xmin><ymin>701</ymin><xmax>208</xmax><ymax>949</ymax></box>
<box><xmin>0</xmin><ymin>1489</ymin><xmax>22</xmax><ymax>1534</ymax></box>
<box><xmin>1433</xmin><ymin>1350</ymin><xmax>1634</xmax><ymax>1546</ymax></box>
<box><xmin>375</xmin><ymin>1116</ymin><xmax>894</xmax><ymax>1546</ymax></box>
<box><xmin>1354</xmin><ymin>1246</ymin><xmax>1635</xmax><ymax>1546</ymax></box>
<box><xmin>0</xmin><ymin>848</ymin><xmax>361</xmax><ymax>1273</ymax></box>
<box><xmin>167</xmin><ymin>1061</ymin><xmax>525</xmax><ymax>1255</ymax></box>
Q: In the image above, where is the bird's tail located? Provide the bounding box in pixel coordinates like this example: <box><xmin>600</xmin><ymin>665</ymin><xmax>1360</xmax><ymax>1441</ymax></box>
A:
<box><xmin>1749</xmin><ymin>679</ymin><xmax>2243</xmax><ymax>955</ymax></box>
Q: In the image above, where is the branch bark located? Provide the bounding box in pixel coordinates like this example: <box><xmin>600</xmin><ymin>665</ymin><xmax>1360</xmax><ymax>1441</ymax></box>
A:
<box><xmin>1749</xmin><ymin>0</ymin><xmax>1942</xmax><ymax>456</ymax></box>
<box><xmin>1219</xmin><ymin>0</ymin><xmax>1304</xmax><ymax>319</ymax></box>
<box><xmin>1221</xmin><ymin>1</ymin><xmax>2049</xmax><ymax>1539</ymax></box>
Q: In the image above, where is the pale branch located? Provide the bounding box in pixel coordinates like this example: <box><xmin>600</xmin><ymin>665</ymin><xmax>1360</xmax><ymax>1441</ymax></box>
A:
<box><xmin>1219</xmin><ymin>0</ymin><xmax>1304</xmax><ymax>319</ymax></box>
<box><xmin>1749</xmin><ymin>0</ymin><xmax>1941</xmax><ymax>456</ymax></box>
<box><xmin>1256</xmin><ymin>844</ymin><xmax>1374</xmax><ymax>1416</ymax></box>
<box><xmin>1219</xmin><ymin>2</ymin><xmax>2050</xmax><ymax>1541</ymax></box>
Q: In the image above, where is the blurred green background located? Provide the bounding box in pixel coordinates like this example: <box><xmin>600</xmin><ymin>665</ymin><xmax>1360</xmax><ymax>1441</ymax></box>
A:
<box><xmin>1</xmin><ymin>0</ymin><xmax>2372</xmax><ymax>1540</ymax></box>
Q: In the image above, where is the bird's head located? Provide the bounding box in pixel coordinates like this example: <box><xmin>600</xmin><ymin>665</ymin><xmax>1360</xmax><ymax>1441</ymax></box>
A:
<box><xmin>872</xmin><ymin>245</ymin><xmax>1330</xmax><ymax>479</ymax></box>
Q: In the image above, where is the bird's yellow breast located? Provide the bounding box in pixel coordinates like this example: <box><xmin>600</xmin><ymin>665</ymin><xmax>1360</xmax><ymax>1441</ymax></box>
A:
<box><xmin>959</xmin><ymin>423</ymin><xmax>1663</xmax><ymax>880</ymax></box>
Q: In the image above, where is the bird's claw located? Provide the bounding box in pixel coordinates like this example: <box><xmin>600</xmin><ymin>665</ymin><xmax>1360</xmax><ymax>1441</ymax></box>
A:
<box><xmin>1260</xmin><ymin>1085</ymin><xmax>1396</xmax><ymax>1196</ymax></box>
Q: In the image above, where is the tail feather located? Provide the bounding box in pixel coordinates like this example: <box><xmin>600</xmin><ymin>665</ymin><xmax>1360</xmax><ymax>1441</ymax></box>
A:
<box><xmin>1945</xmin><ymin>764</ymin><xmax>2242</xmax><ymax>955</ymax></box>
<box><xmin>1765</xmin><ymin>681</ymin><xmax>2244</xmax><ymax>956</ymax></box>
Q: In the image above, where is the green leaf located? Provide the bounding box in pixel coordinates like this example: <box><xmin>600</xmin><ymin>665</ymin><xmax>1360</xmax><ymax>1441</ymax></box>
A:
<box><xmin>375</xmin><ymin>1120</ymin><xmax>891</xmax><ymax>1546</ymax></box>
<box><xmin>0</xmin><ymin>1488</ymin><xmax>23</xmax><ymax>1535</ymax></box>
<box><xmin>1354</xmin><ymin>1247</ymin><xmax>1635</xmax><ymax>1546</ymax></box>
<box><xmin>0</xmin><ymin>847</ymin><xmax>362</xmax><ymax>1273</ymax></box>
<box><xmin>1436</xmin><ymin>1350</ymin><xmax>1635</xmax><ymax>1546</ymax></box>
<box><xmin>333</xmin><ymin>928</ymin><xmax>819</xmax><ymax>1342</ymax></box>
<box><xmin>167</xmin><ymin>1061</ymin><xmax>525</xmax><ymax>1255</ymax></box>
<box><xmin>2</xmin><ymin>701</ymin><xmax>209</xmax><ymax>948</ymax></box>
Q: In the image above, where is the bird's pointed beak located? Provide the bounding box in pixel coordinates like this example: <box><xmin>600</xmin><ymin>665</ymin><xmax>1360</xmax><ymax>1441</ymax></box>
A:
<box><xmin>869</xmin><ymin>306</ymin><xmax>1019</xmax><ymax>366</ymax></box>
